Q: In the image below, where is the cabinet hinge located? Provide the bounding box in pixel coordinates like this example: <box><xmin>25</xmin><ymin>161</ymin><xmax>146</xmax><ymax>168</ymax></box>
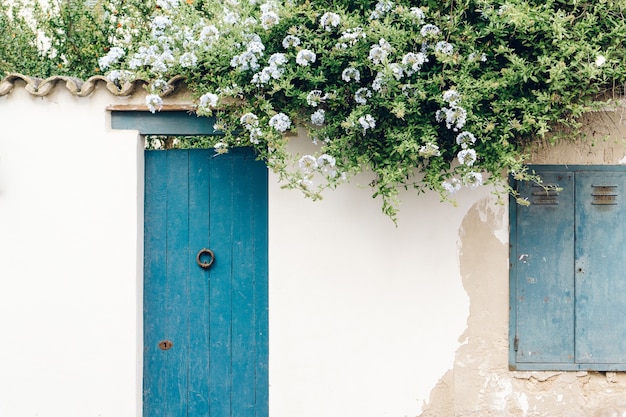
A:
<box><xmin>514</xmin><ymin>335</ymin><xmax>519</xmax><ymax>352</ymax></box>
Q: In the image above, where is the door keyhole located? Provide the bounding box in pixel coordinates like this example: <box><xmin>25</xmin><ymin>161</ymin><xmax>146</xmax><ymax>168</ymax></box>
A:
<box><xmin>158</xmin><ymin>340</ymin><xmax>173</xmax><ymax>350</ymax></box>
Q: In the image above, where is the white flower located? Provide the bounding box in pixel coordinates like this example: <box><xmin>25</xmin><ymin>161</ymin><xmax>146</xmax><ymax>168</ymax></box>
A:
<box><xmin>410</xmin><ymin>7</ymin><xmax>425</xmax><ymax>24</ymax></box>
<box><xmin>261</xmin><ymin>10</ymin><xmax>279</xmax><ymax>29</ymax></box>
<box><xmin>456</xmin><ymin>131</ymin><xmax>476</xmax><ymax>148</ymax></box>
<box><xmin>199</xmin><ymin>25</ymin><xmax>220</xmax><ymax>44</ymax></box>
<box><xmin>443</xmin><ymin>89</ymin><xmax>461</xmax><ymax>105</ymax></box>
<box><xmin>156</xmin><ymin>0</ymin><xmax>179</xmax><ymax>9</ymax></box>
<box><xmin>106</xmin><ymin>70</ymin><xmax>134</xmax><ymax>86</ymax></box>
<box><xmin>260</xmin><ymin>2</ymin><xmax>276</xmax><ymax>13</ymax></box>
<box><xmin>354</xmin><ymin>87</ymin><xmax>371</xmax><ymax>105</ymax></box>
<box><xmin>335</xmin><ymin>27</ymin><xmax>366</xmax><ymax>49</ymax></box>
<box><xmin>179</xmin><ymin>52</ymin><xmax>198</xmax><ymax>68</ymax></box>
<box><xmin>98</xmin><ymin>47</ymin><xmax>125</xmax><ymax>70</ymax></box>
<box><xmin>402</xmin><ymin>52</ymin><xmax>428</xmax><ymax>74</ymax></box>
<box><xmin>320</xmin><ymin>12</ymin><xmax>341</xmax><ymax>31</ymax></box>
<box><xmin>595</xmin><ymin>55</ymin><xmax>606</xmax><ymax>67</ymax></box>
<box><xmin>145</xmin><ymin>94</ymin><xmax>163</xmax><ymax>113</ymax></box>
<box><xmin>468</xmin><ymin>52</ymin><xmax>487</xmax><ymax>62</ymax></box>
<box><xmin>199</xmin><ymin>92</ymin><xmax>219</xmax><ymax>109</ymax></box>
<box><xmin>240</xmin><ymin>112</ymin><xmax>259</xmax><ymax>129</ymax></box>
<box><xmin>151</xmin><ymin>16</ymin><xmax>172</xmax><ymax>37</ymax></box>
<box><xmin>372</xmin><ymin>72</ymin><xmax>385</xmax><ymax>91</ymax></box>
<box><xmin>306</xmin><ymin>90</ymin><xmax>325</xmax><ymax>107</ymax></box>
<box><xmin>249</xmin><ymin>128</ymin><xmax>263</xmax><ymax>144</ymax></box>
<box><xmin>299</xmin><ymin>155</ymin><xmax>318</xmax><ymax>173</ymax></box>
<box><xmin>296</xmin><ymin>49</ymin><xmax>316</xmax><ymax>66</ymax></box>
<box><xmin>342</xmin><ymin>67</ymin><xmax>360</xmax><ymax>82</ymax></box>
<box><xmin>268</xmin><ymin>53</ymin><xmax>287</xmax><ymax>66</ymax></box>
<box><xmin>252</xmin><ymin>54</ymin><xmax>286</xmax><ymax>85</ymax></box>
<box><xmin>368</xmin><ymin>38</ymin><xmax>391</xmax><ymax>64</ymax></box>
<box><xmin>150</xmin><ymin>79</ymin><xmax>168</xmax><ymax>94</ymax></box>
<box><xmin>247</xmin><ymin>39</ymin><xmax>265</xmax><ymax>55</ymax></box>
<box><xmin>214</xmin><ymin>141</ymin><xmax>229</xmax><ymax>154</ymax></box>
<box><xmin>388</xmin><ymin>63</ymin><xmax>404</xmax><ymax>80</ymax></box>
<box><xmin>457</xmin><ymin>148</ymin><xmax>477</xmax><ymax>166</ymax></box>
<box><xmin>269</xmin><ymin>113</ymin><xmax>291</xmax><ymax>132</ymax></box>
<box><xmin>420</xmin><ymin>24</ymin><xmax>440</xmax><ymax>37</ymax></box>
<box><xmin>463</xmin><ymin>171</ymin><xmax>483</xmax><ymax>188</ymax></box>
<box><xmin>231</xmin><ymin>51</ymin><xmax>260</xmax><ymax>71</ymax></box>
<box><xmin>358</xmin><ymin>114</ymin><xmax>376</xmax><ymax>134</ymax></box>
<box><xmin>311</xmin><ymin>109</ymin><xmax>325</xmax><ymax>126</ymax></box>
<box><xmin>442</xmin><ymin>178</ymin><xmax>462</xmax><ymax>194</ymax></box>
<box><xmin>282</xmin><ymin>35</ymin><xmax>301</xmax><ymax>48</ymax></box>
<box><xmin>370</xmin><ymin>0</ymin><xmax>393</xmax><ymax>19</ymax></box>
<box><xmin>317</xmin><ymin>154</ymin><xmax>337</xmax><ymax>177</ymax></box>
<box><xmin>436</xmin><ymin>106</ymin><xmax>467</xmax><ymax>131</ymax></box>
<box><xmin>435</xmin><ymin>41</ymin><xmax>454</xmax><ymax>55</ymax></box>
<box><xmin>223</xmin><ymin>9</ymin><xmax>240</xmax><ymax>24</ymax></box>
<box><xmin>369</xmin><ymin>45</ymin><xmax>386</xmax><ymax>64</ymax></box>
<box><xmin>252</xmin><ymin>68</ymin><xmax>272</xmax><ymax>85</ymax></box>
<box><xmin>419</xmin><ymin>142</ymin><xmax>441</xmax><ymax>158</ymax></box>
<box><xmin>297</xmin><ymin>178</ymin><xmax>314</xmax><ymax>190</ymax></box>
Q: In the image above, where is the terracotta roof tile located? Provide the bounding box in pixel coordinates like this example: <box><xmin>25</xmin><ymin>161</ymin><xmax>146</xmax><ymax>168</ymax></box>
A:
<box><xmin>0</xmin><ymin>73</ymin><xmax>186</xmax><ymax>97</ymax></box>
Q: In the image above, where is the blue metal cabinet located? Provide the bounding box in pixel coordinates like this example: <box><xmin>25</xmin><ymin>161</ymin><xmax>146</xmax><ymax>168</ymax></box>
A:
<box><xmin>510</xmin><ymin>166</ymin><xmax>626</xmax><ymax>371</ymax></box>
<box><xmin>144</xmin><ymin>148</ymin><xmax>268</xmax><ymax>417</ymax></box>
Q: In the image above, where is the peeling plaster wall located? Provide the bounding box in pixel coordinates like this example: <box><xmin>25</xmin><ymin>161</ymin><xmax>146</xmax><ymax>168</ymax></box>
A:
<box><xmin>420</xmin><ymin>110</ymin><xmax>626</xmax><ymax>417</ymax></box>
<box><xmin>5</xmin><ymin>76</ymin><xmax>626</xmax><ymax>417</ymax></box>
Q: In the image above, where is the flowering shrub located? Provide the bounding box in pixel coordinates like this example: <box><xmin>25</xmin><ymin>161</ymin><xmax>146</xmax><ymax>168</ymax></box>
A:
<box><xmin>6</xmin><ymin>0</ymin><xmax>626</xmax><ymax>219</ymax></box>
<box><xmin>0</xmin><ymin>0</ymin><xmax>151</xmax><ymax>79</ymax></box>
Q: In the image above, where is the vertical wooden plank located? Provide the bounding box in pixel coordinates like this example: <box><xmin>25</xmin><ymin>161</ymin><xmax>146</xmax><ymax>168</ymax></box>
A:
<box><xmin>208</xmin><ymin>150</ymin><xmax>234</xmax><ymax>417</ymax></box>
<box><xmin>164</xmin><ymin>150</ymin><xmax>191</xmax><ymax>417</ymax></box>
<box><xmin>575</xmin><ymin>171</ymin><xmax>626</xmax><ymax>364</ymax></box>
<box><xmin>187</xmin><ymin>150</ymin><xmax>212</xmax><ymax>416</ymax></box>
<box><xmin>513</xmin><ymin>171</ymin><xmax>575</xmax><ymax>364</ymax></box>
<box><xmin>230</xmin><ymin>149</ymin><xmax>259</xmax><ymax>417</ymax></box>
<box><xmin>249</xmin><ymin>151</ymin><xmax>269</xmax><ymax>417</ymax></box>
<box><xmin>144</xmin><ymin>151</ymin><xmax>169</xmax><ymax>417</ymax></box>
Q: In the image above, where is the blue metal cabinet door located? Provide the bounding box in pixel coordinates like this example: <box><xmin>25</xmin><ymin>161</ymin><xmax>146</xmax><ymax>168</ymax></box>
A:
<box><xmin>512</xmin><ymin>171</ymin><xmax>576</xmax><ymax>365</ymax></box>
<box><xmin>144</xmin><ymin>148</ymin><xmax>268</xmax><ymax>417</ymax></box>
<box><xmin>575</xmin><ymin>172</ymin><xmax>626</xmax><ymax>365</ymax></box>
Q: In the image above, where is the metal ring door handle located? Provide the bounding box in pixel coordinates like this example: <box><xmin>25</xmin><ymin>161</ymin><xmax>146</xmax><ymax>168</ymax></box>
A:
<box><xmin>196</xmin><ymin>248</ymin><xmax>215</xmax><ymax>269</ymax></box>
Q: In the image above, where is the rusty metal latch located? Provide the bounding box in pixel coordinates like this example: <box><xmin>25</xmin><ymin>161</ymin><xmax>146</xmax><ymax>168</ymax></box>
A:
<box><xmin>196</xmin><ymin>248</ymin><xmax>215</xmax><ymax>269</ymax></box>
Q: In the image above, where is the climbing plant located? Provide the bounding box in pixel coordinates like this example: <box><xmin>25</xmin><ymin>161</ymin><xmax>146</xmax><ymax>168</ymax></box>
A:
<box><xmin>4</xmin><ymin>0</ymin><xmax>626</xmax><ymax>219</ymax></box>
<box><xmin>0</xmin><ymin>0</ymin><xmax>150</xmax><ymax>79</ymax></box>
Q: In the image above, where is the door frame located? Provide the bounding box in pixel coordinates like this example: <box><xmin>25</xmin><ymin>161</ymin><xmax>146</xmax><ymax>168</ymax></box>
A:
<box><xmin>111</xmin><ymin>109</ymin><xmax>268</xmax><ymax>416</ymax></box>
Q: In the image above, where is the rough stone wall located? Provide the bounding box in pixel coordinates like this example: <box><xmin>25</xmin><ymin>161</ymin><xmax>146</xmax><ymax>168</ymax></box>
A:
<box><xmin>420</xmin><ymin>110</ymin><xmax>626</xmax><ymax>417</ymax></box>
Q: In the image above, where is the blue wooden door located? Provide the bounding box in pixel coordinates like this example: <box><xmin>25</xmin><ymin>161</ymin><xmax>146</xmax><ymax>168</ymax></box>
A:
<box><xmin>143</xmin><ymin>148</ymin><xmax>268</xmax><ymax>417</ymax></box>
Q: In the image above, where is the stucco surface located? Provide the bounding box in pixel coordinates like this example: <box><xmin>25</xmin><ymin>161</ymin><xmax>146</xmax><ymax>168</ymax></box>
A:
<box><xmin>4</xmin><ymin>74</ymin><xmax>626</xmax><ymax>417</ymax></box>
<box><xmin>420</xmin><ymin>110</ymin><xmax>626</xmax><ymax>417</ymax></box>
<box><xmin>0</xmin><ymin>76</ymin><xmax>480</xmax><ymax>417</ymax></box>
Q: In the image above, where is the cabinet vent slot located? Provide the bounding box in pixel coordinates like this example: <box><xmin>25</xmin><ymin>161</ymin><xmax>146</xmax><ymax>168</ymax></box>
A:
<box><xmin>531</xmin><ymin>183</ymin><xmax>560</xmax><ymax>205</ymax></box>
<box><xmin>591</xmin><ymin>185</ymin><xmax>618</xmax><ymax>205</ymax></box>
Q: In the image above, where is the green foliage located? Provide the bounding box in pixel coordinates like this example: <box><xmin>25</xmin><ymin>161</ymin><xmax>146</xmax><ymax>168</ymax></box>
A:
<box><xmin>4</xmin><ymin>0</ymin><xmax>626</xmax><ymax>220</ymax></box>
<box><xmin>0</xmin><ymin>0</ymin><xmax>151</xmax><ymax>78</ymax></box>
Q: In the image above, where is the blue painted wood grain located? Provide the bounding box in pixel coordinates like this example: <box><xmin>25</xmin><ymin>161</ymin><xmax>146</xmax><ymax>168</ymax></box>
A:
<box><xmin>514</xmin><ymin>171</ymin><xmax>575</xmax><ymax>365</ymax></box>
<box><xmin>112</xmin><ymin>111</ymin><xmax>221</xmax><ymax>135</ymax></box>
<box><xmin>575</xmin><ymin>172</ymin><xmax>626</xmax><ymax>365</ymax></box>
<box><xmin>511</xmin><ymin>165</ymin><xmax>626</xmax><ymax>371</ymax></box>
<box><xmin>144</xmin><ymin>148</ymin><xmax>268</xmax><ymax>417</ymax></box>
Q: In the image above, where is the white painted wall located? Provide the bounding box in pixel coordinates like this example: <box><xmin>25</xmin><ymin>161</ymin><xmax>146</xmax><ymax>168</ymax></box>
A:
<box><xmin>0</xmin><ymin>80</ymin><xmax>486</xmax><ymax>417</ymax></box>
<box><xmin>0</xmin><ymin>85</ymin><xmax>143</xmax><ymax>417</ymax></box>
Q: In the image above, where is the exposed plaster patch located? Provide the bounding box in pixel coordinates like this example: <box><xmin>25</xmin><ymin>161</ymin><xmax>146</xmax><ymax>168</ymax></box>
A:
<box><xmin>420</xmin><ymin>183</ymin><xmax>626</xmax><ymax>416</ymax></box>
<box><xmin>474</xmin><ymin>198</ymin><xmax>507</xmax><ymax>245</ymax></box>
